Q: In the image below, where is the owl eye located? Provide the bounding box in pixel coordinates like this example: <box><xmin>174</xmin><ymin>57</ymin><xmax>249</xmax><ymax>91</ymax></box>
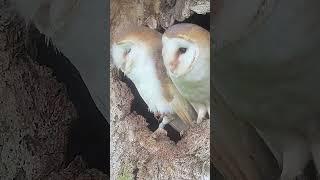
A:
<box><xmin>125</xmin><ymin>48</ymin><xmax>131</xmax><ymax>56</ymax></box>
<box><xmin>178</xmin><ymin>47</ymin><xmax>187</xmax><ymax>54</ymax></box>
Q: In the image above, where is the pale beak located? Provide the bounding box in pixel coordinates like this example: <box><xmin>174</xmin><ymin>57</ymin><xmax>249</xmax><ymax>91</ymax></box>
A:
<box><xmin>169</xmin><ymin>58</ymin><xmax>179</xmax><ymax>73</ymax></box>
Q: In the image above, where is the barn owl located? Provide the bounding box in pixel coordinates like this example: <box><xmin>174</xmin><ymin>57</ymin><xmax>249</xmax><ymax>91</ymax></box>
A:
<box><xmin>111</xmin><ymin>26</ymin><xmax>197</xmax><ymax>134</ymax></box>
<box><xmin>162</xmin><ymin>23</ymin><xmax>210</xmax><ymax>124</ymax></box>
<box><xmin>9</xmin><ymin>0</ymin><xmax>108</xmax><ymax>119</ymax></box>
<box><xmin>214</xmin><ymin>0</ymin><xmax>320</xmax><ymax>179</ymax></box>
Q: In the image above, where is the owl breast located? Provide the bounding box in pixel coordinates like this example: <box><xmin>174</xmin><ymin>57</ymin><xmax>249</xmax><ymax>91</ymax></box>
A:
<box><xmin>172</xmin><ymin>56</ymin><xmax>210</xmax><ymax>105</ymax></box>
<box><xmin>128</xmin><ymin>59</ymin><xmax>172</xmax><ymax>114</ymax></box>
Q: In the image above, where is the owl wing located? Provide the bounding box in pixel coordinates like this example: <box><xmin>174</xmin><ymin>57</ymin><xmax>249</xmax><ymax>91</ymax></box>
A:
<box><xmin>164</xmin><ymin>77</ymin><xmax>197</xmax><ymax>126</ymax></box>
<box><xmin>165</xmin><ymin>114</ymin><xmax>190</xmax><ymax>133</ymax></box>
<box><xmin>153</xmin><ymin>45</ymin><xmax>197</xmax><ymax>127</ymax></box>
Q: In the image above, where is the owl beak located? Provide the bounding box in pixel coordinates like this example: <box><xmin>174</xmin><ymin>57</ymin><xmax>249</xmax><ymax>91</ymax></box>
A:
<box><xmin>169</xmin><ymin>58</ymin><xmax>179</xmax><ymax>72</ymax></box>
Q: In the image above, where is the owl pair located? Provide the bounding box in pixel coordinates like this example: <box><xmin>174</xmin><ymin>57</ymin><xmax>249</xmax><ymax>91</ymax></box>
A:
<box><xmin>111</xmin><ymin>23</ymin><xmax>210</xmax><ymax>134</ymax></box>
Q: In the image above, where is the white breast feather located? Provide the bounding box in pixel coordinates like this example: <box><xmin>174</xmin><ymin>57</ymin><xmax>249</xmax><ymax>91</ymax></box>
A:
<box><xmin>127</xmin><ymin>52</ymin><xmax>172</xmax><ymax>114</ymax></box>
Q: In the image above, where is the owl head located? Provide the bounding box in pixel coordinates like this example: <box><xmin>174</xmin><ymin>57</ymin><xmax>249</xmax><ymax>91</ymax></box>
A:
<box><xmin>111</xmin><ymin>26</ymin><xmax>162</xmax><ymax>75</ymax></box>
<box><xmin>162</xmin><ymin>23</ymin><xmax>210</xmax><ymax>78</ymax></box>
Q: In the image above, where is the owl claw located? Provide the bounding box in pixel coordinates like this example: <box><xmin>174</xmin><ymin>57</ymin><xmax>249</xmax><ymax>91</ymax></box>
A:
<box><xmin>196</xmin><ymin>105</ymin><xmax>207</xmax><ymax>124</ymax></box>
<box><xmin>160</xmin><ymin>115</ymin><xmax>172</xmax><ymax>128</ymax></box>
<box><xmin>196</xmin><ymin>117</ymin><xmax>203</xmax><ymax>124</ymax></box>
<box><xmin>179</xmin><ymin>130</ymin><xmax>185</xmax><ymax>137</ymax></box>
<box><xmin>151</xmin><ymin>127</ymin><xmax>167</xmax><ymax>138</ymax></box>
<box><xmin>152</xmin><ymin>116</ymin><xmax>172</xmax><ymax>138</ymax></box>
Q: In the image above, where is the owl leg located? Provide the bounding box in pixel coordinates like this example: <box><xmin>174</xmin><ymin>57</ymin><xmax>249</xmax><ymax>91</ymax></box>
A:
<box><xmin>207</xmin><ymin>105</ymin><xmax>210</xmax><ymax>117</ymax></box>
<box><xmin>158</xmin><ymin>115</ymin><xmax>172</xmax><ymax>129</ymax></box>
<box><xmin>197</xmin><ymin>104</ymin><xmax>207</xmax><ymax>124</ymax></box>
<box><xmin>280</xmin><ymin>136</ymin><xmax>310</xmax><ymax>180</ymax></box>
<box><xmin>152</xmin><ymin>115</ymin><xmax>171</xmax><ymax>138</ymax></box>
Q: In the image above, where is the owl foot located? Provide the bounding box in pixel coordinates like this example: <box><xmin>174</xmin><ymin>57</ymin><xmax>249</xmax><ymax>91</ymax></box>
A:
<box><xmin>158</xmin><ymin>115</ymin><xmax>172</xmax><ymax>129</ymax></box>
<box><xmin>151</xmin><ymin>127</ymin><xmax>167</xmax><ymax>139</ymax></box>
<box><xmin>179</xmin><ymin>130</ymin><xmax>185</xmax><ymax>137</ymax></box>
<box><xmin>196</xmin><ymin>105</ymin><xmax>207</xmax><ymax>124</ymax></box>
<box><xmin>151</xmin><ymin>116</ymin><xmax>171</xmax><ymax>138</ymax></box>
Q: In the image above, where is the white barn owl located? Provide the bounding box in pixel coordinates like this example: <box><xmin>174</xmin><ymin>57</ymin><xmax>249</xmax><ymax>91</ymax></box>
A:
<box><xmin>214</xmin><ymin>0</ymin><xmax>320</xmax><ymax>178</ymax></box>
<box><xmin>162</xmin><ymin>23</ymin><xmax>210</xmax><ymax>123</ymax></box>
<box><xmin>111</xmin><ymin>26</ymin><xmax>197</xmax><ymax>133</ymax></box>
<box><xmin>9</xmin><ymin>0</ymin><xmax>108</xmax><ymax>119</ymax></box>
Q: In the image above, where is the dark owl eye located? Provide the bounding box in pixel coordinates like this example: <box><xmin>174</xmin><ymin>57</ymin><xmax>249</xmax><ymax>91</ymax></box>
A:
<box><xmin>178</xmin><ymin>47</ymin><xmax>187</xmax><ymax>54</ymax></box>
<box><xmin>125</xmin><ymin>48</ymin><xmax>131</xmax><ymax>55</ymax></box>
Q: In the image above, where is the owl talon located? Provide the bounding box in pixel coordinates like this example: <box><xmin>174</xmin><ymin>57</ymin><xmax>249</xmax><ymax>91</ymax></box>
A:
<box><xmin>152</xmin><ymin>116</ymin><xmax>172</xmax><ymax>138</ymax></box>
<box><xmin>196</xmin><ymin>117</ymin><xmax>204</xmax><ymax>124</ymax></box>
<box><xmin>159</xmin><ymin>116</ymin><xmax>172</xmax><ymax>128</ymax></box>
<box><xmin>179</xmin><ymin>130</ymin><xmax>185</xmax><ymax>137</ymax></box>
<box><xmin>151</xmin><ymin>127</ymin><xmax>167</xmax><ymax>138</ymax></box>
<box><xmin>196</xmin><ymin>105</ymin><xmax>207</xmax><ymax>124</ymax></box>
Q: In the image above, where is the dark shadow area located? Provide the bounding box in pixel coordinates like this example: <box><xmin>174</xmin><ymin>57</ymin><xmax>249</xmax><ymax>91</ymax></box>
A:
<box><xmin>27</xmin><ymin>26</ymin><xmax>109</xmax><ymax>174</ymax></box>
<box><xmin>182</xmin><ymin>13</ymin><xmax>210</xmax><ymax>31</ymax></box>
<box><xmin>159</xmin><ymin>13</ymin><xmax>210</xmax><ymax>33</ymax></box>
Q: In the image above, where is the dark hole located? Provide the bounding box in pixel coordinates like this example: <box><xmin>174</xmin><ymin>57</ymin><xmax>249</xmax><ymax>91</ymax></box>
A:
<box><xmin>158</xmin><ymin>13</ymin><xmax>210</xmax><ymax>33</ymax></box>
<box><xmin>27</xmin><ymin>25</ymin><xmax>108</xmax><ymax>174</ymax></box>
<box><xmin>182</xmin><ymin>13</ymin><xmax>210</xmax><ymax>31</ymax></box>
